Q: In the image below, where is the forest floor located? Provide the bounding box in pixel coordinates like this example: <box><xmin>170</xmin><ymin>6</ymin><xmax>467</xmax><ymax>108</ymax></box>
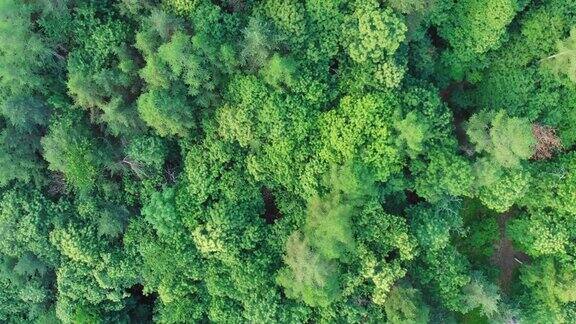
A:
<box><xmin>491</xmin><ymin>212</ymin><xmax>530</xmax><ymax>292</ymax></box>
<box><xmin>443</xmin><ymin>82</ymin><xmax>475</xmax><ymax>156</ymax></box>
<box><xmin>261</xmin><ymin>187</ymin><xmax>282</xmax><ymax>224</ymax></box>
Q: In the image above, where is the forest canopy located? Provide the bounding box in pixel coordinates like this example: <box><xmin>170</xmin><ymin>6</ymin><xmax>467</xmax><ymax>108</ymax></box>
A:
<box><xmin>1</xmin><ymin>0</ymin><xmax>576</xmax><ymax>323</ymax></box>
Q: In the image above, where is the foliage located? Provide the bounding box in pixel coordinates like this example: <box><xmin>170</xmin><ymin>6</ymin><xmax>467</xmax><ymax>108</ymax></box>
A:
<box><xmin>0</xmin><ymin>186</ymin><xmax>58</xmax><ymax>322</ymax></box>
<box><xmin>438</xmin><ymin>0</ymin><xmax>519</xmax><ymax>79</ymax></box>
<box><xmin>276</xmin><ymin>231</ymin><xmax>340</xmax><ymax>307</ymax></box>
<box><xmin>41</xmin><ymin>112</ymin><xmax>114</xmax><ymax>192</ymax></box>
<box><xmin>0</xmin><ymin>0</ymin><xmax>573</xmax><ymax>322</ymax></box>
<box><xmin>466</xmin><ymin>110</ymin><xmax>535</xmax><ymax>168</ymax></box>
<box><xmin>383</xmin><ymin>285</ymin><xmax>429</xmax><ymax>323</ymax></box>
<box><xmin>544</xmin><ymin>27</ymin><xmax>576</xmax><ymax>82</ymax></box>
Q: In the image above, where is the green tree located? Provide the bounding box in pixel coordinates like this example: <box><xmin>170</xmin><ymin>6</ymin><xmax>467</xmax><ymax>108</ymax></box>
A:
<box><xmin>410</xmin><ymin>201</ymin><xmax>474</xmax><ymax>312</ymax></box>
<box><xmin>137</xmin><ymin>87</ymin><xmax>196</xmax><ymax>137</ymax></box>
<box><xmin>0</xmin><ymin>186</ymin><xmax>59</xmax><ymax>321</ymax></box>
<box><xmin>543</xmin><ymin>27</ymin><xmax>576</xmax><ymax>82</ymax></box>
<box><xmin>0</xmin><ymin>0</ymin><xmax>58</xmax><ymax>188</ymax></box>
<box><xmin>122</xmin><ymin>135</ymin><xmax>168</xmax><ymax>179</ymax></box>
<box><xmin>276</xmin><ymin>231</ymin><xmax>341</xmax><ymax>307</ymax></box>
<box><xmin>462</xmin><ymin>272</ymin><xmax>501</xmax><ymax>318</ymax></box>
<box><xmin>477</xmin><ymin>168</ymin><xmax>530</xmax><ymax>212</ymax></box>
<box><xmin>395</xmin><ymin>112</ymin><xmax>429</xmax><ymax>157</ymax></box>
<box><xmin>466</xmin><ymin>110</ymin><xmax>535</xmax><ymax>168</ymax></box>
<box><xmin>344</xmin><ymin>1</ymin><xmax>406</xmax><ymax>64</ymax></box>
<box><xmin>383</xmin><ymin>285</ymin><xmax>429</xmax><ymax>324</ymax></box>
<box><xmin>319</xmin><ymin>93</ymin><xmax>403</xmax><ymax>182</ymax></box>
<box><xmin>0</xmin><ymin>126</ymin><xmax>46</xmax><ymax>187</ymax></box>
<box><xmin>305</xmin><ymin>192</ymin><xmax>356</xmax><ymax>261</ymax></box>
<box><xmin>518</xmin><ymin>258</ymin><xmax>576</xmax><ymax>323</ymax></box>
<box><xmin>412</xmin><ymin>147</ymin><xmax>474</xmax><ymax>201</ymax></box>
<box><xmin>66</xmin><ymin>4</ymin><xmax>144</xmax><ymax>135</ymax></box>
<box><xmin>41</xmin><ymin>113</ymin><xmax>110</xmax><ymax>192</ymax></box>
<box><xmin>438</xmin><ymin>0</ymin><xmax>519</xmax><ymax>79</ymax></box>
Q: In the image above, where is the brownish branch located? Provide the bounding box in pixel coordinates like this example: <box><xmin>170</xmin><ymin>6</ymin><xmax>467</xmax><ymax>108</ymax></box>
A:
<box><xmin>532</xmin><ymin>124</ymin><xmax>563</xmax><ymax>160</ymax></box>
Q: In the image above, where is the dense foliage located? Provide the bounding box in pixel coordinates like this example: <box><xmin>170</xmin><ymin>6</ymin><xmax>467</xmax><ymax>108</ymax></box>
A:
<box><xmin>1</xmin><ymin>0</ymin><xmax>575</xmax><ymax>322</ymax></box>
